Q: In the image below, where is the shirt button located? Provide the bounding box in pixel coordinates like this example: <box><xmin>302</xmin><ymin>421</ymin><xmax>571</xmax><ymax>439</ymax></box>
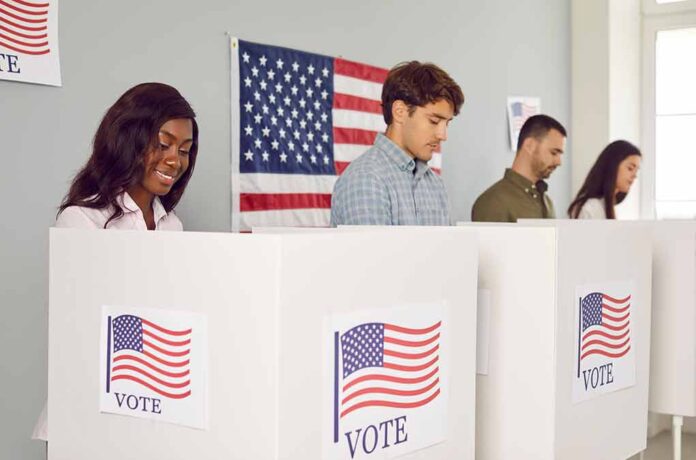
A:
<box><xmin>533</xmin><ymin>194</ymin><xmax>538</xmax><ymax>198</ymax></box>
<box><xmin>525</xmin><ymin>188</ymin><xmax>529</xmax><ymax>193</ymax></box>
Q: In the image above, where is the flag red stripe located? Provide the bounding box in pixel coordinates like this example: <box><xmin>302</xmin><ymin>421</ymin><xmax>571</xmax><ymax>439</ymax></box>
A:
<box><xmin>384</xmin><ymin>356</ymin><xmax>438</xmax><ymax>372</ymax></box>
<box><xmin>111</xmin><ymin>375</ymin><xmax>191</xmax><ymax>399</ymax></box>
<box><xmin>342</xmin><ymin>367</ymin><xmax>438</xmax><ymax>392</ymax></box>
<box><xmin>385</xmin><ymin>321</ymin><xmax>441</xmax><ymax>335</ymax></box>
<box><xmin>0</xmin><ymin>5</ymin><xmax>47</xmax><ymax>23</ymax></box>
<box><xmin>0</xmin><ymin>38</ymin><xmax>46</xmax><ymax>54</ymax></box>
<box><xmin>333</xmin><ymin>127</ymin><xmax>377</xmax><ymax>145</ymax></box>
<box><xmin>384</xmin><ymin>344</ymin><xmax>439</xmax><ymax>360</ymax></box>
<box><xmin>384</xmin><ymin>332</ymin><xmax>440</xmax><ymax>348</ymax></box>
<box><xmin>333</xmin><ymin>93</ymin><xmax>382</xmax><ymax>114</ymax></box>
<box><xmin>580</xmin><ymin>345</ymin><xmax>631</xmax><ymax>361</ymax></box>
<box><xmin>240</xmin><ymin>192</ymin><xmax>331</xmax><ymax>211</ymax></box>
<box><xmin>0</xmin><ymin>14</ymin><xmax>45</xmax><ymax>31</ymax></box>
<box><xmin>599</xmin><ymin>320</ymin><xmax>630</xmax><ymax>332</ymax></box>
<box><xmin>582</xmin><ymin>336</ymin><xmax>630</xmax><ymax>352</ymax></box>
<box><xmin>334</xmin><ymin>57</ymin><xmax>388</xmax><ymax>84</ymax></box>
<box><xmin>603</xmin><ymin>294</ymin><xmax>631</xmax><ymax>304</ymax></box>
<box><xmin>0</xmin><ymin>0</ymin><xmax>46</xmax><ymax>15</ymax></box>
<box><xmin>0</xmin><ymin>23</ymin><xmax>44</xmax><ymax>38</ymax></box>
<box><xmin>0</xmin><ymin>31</ymin><xmax>45</xmax><ymax>46</ymax></box>
<box><xmin>143</xmin><ymin>329</ymin><xmax>191</xmax><ymax>347</ymax></box>
<box><xmin>335</xmin><ymin>161</ymin><xmax>350</xmax><ymax>175</ymax></box>
<box><xmin>602</xmin><ymin>302</ymin><xmax>630</xmax><ymax>314</ymax></box>
<box><xmin>342</xmin><ymin>378</ymin><xmax>439</xmax><ymax>406</ymax></box>
<box><xmin>143</xmin><ymin>339</ymin><xmax>189</xmax><ymax>357</ymax></box>
<box><xmin>582</xmin><ymin>328</ymin><xmax>630</xmax><ymax>342</ymax></box>
<box><xmin>11</xmin><ymin>0</ymin><xmax>48</xmax><ymax>7</ymax></box>
<box><xmin>340</xmin><ymin>388</ymin><xmax>440</xmax><ymax>418</ymax></box>
<box><xmin>112</xmin><ymin>365</ymin><xmax>191</xmax><ymax>389</ymax></box>
<box><xmin>141</xmin><ymin>318</ymin><xmax>191</xmax><ymax>336</ymax></box>
<box><xmin>602</xmin><ymin>311</ymin><xmax>630</xmax><ymax>323</ymax></box>
<box><xmin>113</xmin><ymin>354</ymin><xmax>190</xmax><ymax>378</ymax></box>
<box><xmin>143</xmin><ymin>350</ymin><xmax>189</xmax><ymax>368</ymax></box>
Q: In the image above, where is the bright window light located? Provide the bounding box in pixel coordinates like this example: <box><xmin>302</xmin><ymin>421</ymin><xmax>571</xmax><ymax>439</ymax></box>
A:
<box><xmin>655</xmin><ymin>28</ymin><xmax>696</xmax><ymax>218</ymax></box>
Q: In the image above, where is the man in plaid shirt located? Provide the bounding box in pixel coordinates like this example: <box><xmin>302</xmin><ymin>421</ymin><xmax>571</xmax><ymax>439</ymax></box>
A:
<box><xmin>330</xmin><ymin>61</ymin><xmax>464</xmax><ymax>226</ymax></box>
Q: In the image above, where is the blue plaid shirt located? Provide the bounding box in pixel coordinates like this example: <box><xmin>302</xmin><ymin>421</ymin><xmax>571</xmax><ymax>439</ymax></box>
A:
<box><xmin>330</xmin><ymin>134</ymin><xmax>450</xmax><ymax>226</ymax></box>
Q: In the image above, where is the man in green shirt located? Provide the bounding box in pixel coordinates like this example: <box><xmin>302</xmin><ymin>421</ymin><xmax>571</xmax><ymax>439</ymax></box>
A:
<box><xmin>471</xmin><ymin>114</ymin><xmax>566</xmax><ymax>222</ymax></box>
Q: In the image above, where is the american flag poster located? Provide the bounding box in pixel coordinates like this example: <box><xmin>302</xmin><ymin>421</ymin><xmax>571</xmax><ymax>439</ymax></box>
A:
<box><xmin>572</xmin><ymin>281</ymin><xmax>636</xmax><ymax>403</ymax></box>
<box><xmin>323</xmin><ymin>304</ymin><xmax>449</xmax><ymax>459</ymax></box>
<box><xmin>0</xmin><ymin>0</ymin><xmax>61</xmax><ymax>86</ymax></box>
<box><xmin>230</xmin><ymin>38</ymin><xmax>442</xmax><ymax>232</ymax></box>
<box><xmin>99</xmin><ymin>306</ymin><xmax>209</xmax><ymax>429</ymax></box>
<box><xmin>506</xmin><ymin>96</ymin><xmax>540</xmax><ymax>151</ymax></box>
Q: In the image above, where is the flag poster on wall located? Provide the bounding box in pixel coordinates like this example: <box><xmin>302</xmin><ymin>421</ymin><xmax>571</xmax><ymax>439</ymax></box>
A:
<box><xmin>229</xmin><ymin>38</ymin><xmax>443</xmax><ymax>232</ymax></box>
<box><xmin>322</xmin><ymin>304</ymin><xmax>450</xmax><ymax>459</ymax></box>
<box><xmin>572</xmin><ymin>281</ymin><xmax>636</xmax><ymax>403</ymax></box>
<box><xmin>506</xmin><ymin>96</ymin><xmax>540</xmax><ymax>151</ymax></box>
<box><xmin>0</xmin><ymin>0</ymin><xmax>61</xmax><ymax>86</ymax></box>
<box><xmin>99</xmin><ymin>306</ymin><xmax>209</xmax><ymax>429</ymax></box>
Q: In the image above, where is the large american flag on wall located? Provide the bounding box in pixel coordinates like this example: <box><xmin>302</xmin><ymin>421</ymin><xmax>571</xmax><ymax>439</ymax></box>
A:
<box><xmin>230</xmin><ymin>38</ymin><xmax>442</xmax><ymax>232</ymax></box>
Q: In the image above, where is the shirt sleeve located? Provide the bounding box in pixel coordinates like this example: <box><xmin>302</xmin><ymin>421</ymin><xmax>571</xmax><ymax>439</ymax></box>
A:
<box><xmin>55</xmin><ymin>207</ymin><xmax>101</xmax><ymax>229</ymax></box>
<box><xmin>331</xmin><ymin>171</ymin><xmax>392</xmax><ymax>225</ymax></box>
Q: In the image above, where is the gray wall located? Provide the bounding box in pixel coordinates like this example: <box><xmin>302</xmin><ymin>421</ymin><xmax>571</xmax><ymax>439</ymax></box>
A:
<box><xmin>0</xmin><ymin>1</ymin><xmax>570</xmax><ymax>457</ymax></box>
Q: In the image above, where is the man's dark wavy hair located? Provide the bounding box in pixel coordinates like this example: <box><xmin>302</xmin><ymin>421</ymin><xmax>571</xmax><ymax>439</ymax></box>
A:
<box><xmin>58</xmin><ymin>82</ymin><xmax>199</xmax><ymax>227</ymax></box>
<box><xmin>381</xmin><ymin>61</ymin><xmax>464</xmax><ymax>125</ymax></box>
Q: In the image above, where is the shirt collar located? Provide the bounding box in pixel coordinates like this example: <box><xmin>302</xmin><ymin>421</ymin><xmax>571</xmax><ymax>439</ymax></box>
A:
<box><xmin>375</xmin><ymin>133</ymin><xmax>423</xmax><ymax>174</ymax></box>
<box><xmin>504</xmin><ymin>168</ymin><xmax>549</xmax><ymax>193</ymax></box>
<box><xmin>120</xmin><ymin>192</ymin><xmax>168</xmax><ymax>223</ymax></box>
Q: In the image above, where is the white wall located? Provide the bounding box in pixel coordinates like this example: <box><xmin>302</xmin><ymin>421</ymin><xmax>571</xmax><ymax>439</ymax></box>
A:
<box><xmin>0</xmin><ymin>1</ymin><xmax>571</xmax><ymax>458</ymax></box>
<box><xmin>571</xmin><ymin>0</ymin><xmax>641</xmax><ymax>219</ymax></box>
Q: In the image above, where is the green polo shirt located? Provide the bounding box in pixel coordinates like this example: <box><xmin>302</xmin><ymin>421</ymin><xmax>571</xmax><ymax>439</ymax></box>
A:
<box><xmin>471</xmin><ymin>168</ymin><xmax>555</xmax><ymax>222</ymax></box>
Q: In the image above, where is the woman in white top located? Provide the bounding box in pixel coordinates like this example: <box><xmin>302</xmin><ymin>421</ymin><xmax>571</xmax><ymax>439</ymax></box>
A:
<box><xmin>34</xmin><ymin>82</ymin><xmax>199</xmax><ymax>442</ymax></box>
<box><xmin>56</xmin><ymin>82</ymin><xmax>199</xmax><ymax>230</ymax></box>
<box><xmin>568</xmin><ymin>140</ymin><xmax>641</xmax><ymax>219</ymax></box>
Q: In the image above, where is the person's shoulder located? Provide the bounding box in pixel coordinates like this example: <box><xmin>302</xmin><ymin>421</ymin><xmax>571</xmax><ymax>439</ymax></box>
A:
<box><xmin>578</xmin><ymin>198</ymin><xmax>606</xmax><ymax>219</ymax></box>
<box><xmin>55</xmin><ymin>205</ymin><xmax>105</xmax><ymax>229</ymax></box>
<box><xmin>335</xmin><ymin>151</ymin><xmax>386</xmax><ymax>191</ymax></box>
<box><xmin>342</xmin><ymin>146</ymin><xmax>386</xmax><ymax>176</ymax></box>
<box><xmin>474</xmin><ymin>177</ymin><xmax>509</xmax><ymax>206</ymax></box>
<box><xmin>471</xmin><ymin>178</ymin><xmax>513</xmax><ymax>222</ymax></box>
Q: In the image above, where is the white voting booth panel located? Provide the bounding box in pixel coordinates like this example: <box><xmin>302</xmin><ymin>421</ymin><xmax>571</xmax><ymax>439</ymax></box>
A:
<box><xmin>48</xmin><ymin>228</ymin><xmax>478</xmax><ymax>460</ymax></box>
<box><xmin>650</xmin><ymin>221</ymin><xmax>696</xmax><ymax>417</ymax></box>
<box><xmin>458</xmin><ymin>221</ymin><xmax>652</xmax><ymax>460</ymax></box>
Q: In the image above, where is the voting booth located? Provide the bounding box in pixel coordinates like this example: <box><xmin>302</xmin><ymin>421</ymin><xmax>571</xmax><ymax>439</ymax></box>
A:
<box><xmin>458</xmin><ymin>220</ymin><xmax>653</xmax><ymax>460</ymax></box>
<box><xmin>48</xmin><ymin>227</ymin><xmax>478</xmax><ymax>460</ymax></box>
<box><xmin>649</xmin><ymin>221</ymin><xmax>696</xmax><ymax>459</ymax></box>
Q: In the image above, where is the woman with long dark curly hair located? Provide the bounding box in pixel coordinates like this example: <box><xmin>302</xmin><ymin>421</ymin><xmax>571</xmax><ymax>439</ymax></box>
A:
<box><xmin>568</xmin><ymin>140</ymin><xmax>641</xmax><ymax>219</ymax></box>
<box><xmin>56</xmin><ymin>82</ymin><xmax>199</xmax><ymax>230</ymax></box>
<box><xmin>33</xmin><ymin>82</ymin><xmax>199</xmax><ymax>443</ymax></box>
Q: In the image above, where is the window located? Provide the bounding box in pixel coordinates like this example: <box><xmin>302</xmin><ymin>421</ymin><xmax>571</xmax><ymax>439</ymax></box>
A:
<box><xmin>654</xmin><ymin>28</ymin><xmax>696</xmax><ymax>217</ymax></box>
<box><xmin>642</xmin><ymin>4</ymin><xmax>696</xmax><ymax>218</ymax></box>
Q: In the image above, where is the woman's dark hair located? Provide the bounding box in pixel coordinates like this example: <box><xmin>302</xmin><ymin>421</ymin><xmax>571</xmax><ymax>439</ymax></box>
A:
<box><xmin>381</xmin><ymin>61</ymin><xmax>464</xmax><ymax>125</ymax></box>
<box><xmin>58</xmin><ymin>82</ymin><xmax>199</xmax><ymax>227</ymax></box>
<box><xmin>568</xmin><ymin>140</ymin><xmax>641</xmax><ymax>219</ymax></box>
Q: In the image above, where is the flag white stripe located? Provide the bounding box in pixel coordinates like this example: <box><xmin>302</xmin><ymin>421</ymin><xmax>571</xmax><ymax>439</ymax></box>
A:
<box><xmin>238</xmin><ymin>173</ymin><xmax>336</xmax><ymax>194</ymax></box>
<box><xmin>243</xmin><ymin>209</ymin><xmax>331</xmax><ymax>228</ymax></box>
<box><xmin>333</xmin><ymin>109</ymin><xmax>386</xmax><ymax>132</ymax></box>
<box><xmin>334</xmin><ymin>74</ymin><xmax>382</xmax><ymax>101</ymax></box>
<box><xmin>333</xmin><ymin>144</ymin><xmax>372</xmax><ymax>162</ymax></box>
